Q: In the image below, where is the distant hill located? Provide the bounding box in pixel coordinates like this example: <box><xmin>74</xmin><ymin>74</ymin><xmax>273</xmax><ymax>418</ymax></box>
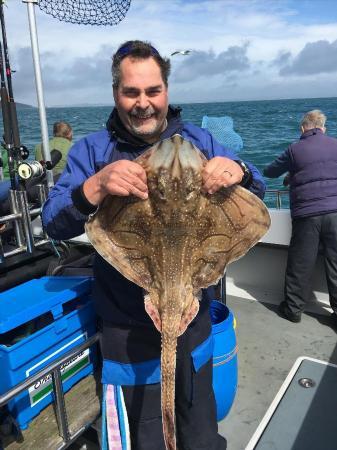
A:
<box><xmin>0</xmin><ymin>101</ymin><xmax>35</xmax><ymax>109</ymax></box>
<box><xmin>52</xmin><ymin>102</ymin><xmax>114</xmax><ymax>108</ymax></box>
<box><xmin>16</xmin><ymin>102</ymin><xmax>36</xmax><ymax>109</ymax></box>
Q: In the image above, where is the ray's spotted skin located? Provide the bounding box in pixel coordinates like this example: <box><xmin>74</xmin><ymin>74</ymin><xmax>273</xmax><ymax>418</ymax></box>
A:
<box><xmin>85</xmin><ymin>134</ymin><xmax>270</xmax><ymax>450</ymax></box>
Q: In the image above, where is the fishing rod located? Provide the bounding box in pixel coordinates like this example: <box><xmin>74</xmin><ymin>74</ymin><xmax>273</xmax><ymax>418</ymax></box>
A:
<box><xmin>0</xmin><ymin>0</ymin><xmax>28</xmax><ymax>190</ymax></box>
<box><xmin>0</xmin><ymin>33</ymin><xmax>9</xmax><ymax>183</ymax></box>
<box><xmin>0</xmin><ymin>25</ymin><xmax>15</xmax><ymax>189</ymax></box>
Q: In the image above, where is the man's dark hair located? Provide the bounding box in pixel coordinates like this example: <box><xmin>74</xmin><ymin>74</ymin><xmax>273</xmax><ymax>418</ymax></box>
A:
<box><xmin>112</xmin><ymin>40</ymin><xmax>171</xmax><ymax>88</ymax></box>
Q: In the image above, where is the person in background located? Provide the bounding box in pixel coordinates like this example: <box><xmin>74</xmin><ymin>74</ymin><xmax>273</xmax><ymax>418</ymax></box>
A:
<box><xmin>0</xmin><ymin>147</ymin><xmax>10</xmax><ymax>206</ymax></box>
<box><xmin>0</xmin><ymin>141</ymin><xmax>19</xmax><ymax>210</ymax></box>
<box><xmin>42</xmin><ymin>40</ymin><xmax>265</xmax><ymax>450</ymax></box>
<box><xmin>35</xmin><ymin>121</ymin><xmax>73</xmax><ymax>175</ymax></box>
<box><xmin>0</xmin><ymin>146</ymin><xmax>9</xmax><ymax>229</ymax></box>
<box><xmin>0</xmin><ymin>146</ymin><xmax>9</xmax><ymax>181</ymax></box>
<box><xmin>264</xmin><ymin>109</ymin><xmax>337</xmax><ymax>324</ymax></box>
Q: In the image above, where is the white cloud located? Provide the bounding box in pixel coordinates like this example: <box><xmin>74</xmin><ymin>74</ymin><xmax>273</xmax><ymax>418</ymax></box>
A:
<box><xmin>3</xmin><ymin>0</ymin><xmax>337</xmax><ymax>105</ymax></box>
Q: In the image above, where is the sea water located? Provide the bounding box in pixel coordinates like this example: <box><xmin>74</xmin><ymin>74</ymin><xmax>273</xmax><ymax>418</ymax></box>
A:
<box><xmin>11</xmin><ymin>97</ymin><xmax>337</xmax><ymax>207</ymax></box>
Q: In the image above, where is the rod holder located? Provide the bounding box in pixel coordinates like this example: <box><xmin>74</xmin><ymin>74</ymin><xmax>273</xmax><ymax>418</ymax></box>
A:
<box><xmin>9</xmin><ymin>189</ymin><xmax>24</xmax><ymax>247</ymax></box>
<box><xmin>16</xmin><ymin>190</ymin><xmax>35</xmax><ymax>253</ymax></box>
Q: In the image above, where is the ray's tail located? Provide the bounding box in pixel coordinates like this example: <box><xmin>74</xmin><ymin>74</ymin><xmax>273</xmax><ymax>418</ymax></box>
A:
<box><xmin>161</xmin><ymin>333</ymin><xmax>178</xmax><ymax>450</ymax></box>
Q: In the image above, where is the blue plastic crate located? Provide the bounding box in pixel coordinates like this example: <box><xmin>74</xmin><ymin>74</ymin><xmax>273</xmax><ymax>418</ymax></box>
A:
<box><xmin>0</xmin><ymin>276</ymin><xmax>97</xmax><ymax>430</ymax></box>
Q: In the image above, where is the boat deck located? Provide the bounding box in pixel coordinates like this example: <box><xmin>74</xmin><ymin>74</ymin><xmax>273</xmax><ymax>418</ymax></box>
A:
<box><xmin>1</xmin><ymin>293</ymin><xmax>336</xmax><ymax>449</ymax></box>
<box><xmin>1</xmin><ymin>374</ymin><xmax>101</xmax><ymax>449</ymax></box>
<box><xmin>219</xmin><ymin>295</ymin><xmax>337</xmax><ymax>450</ymax></box>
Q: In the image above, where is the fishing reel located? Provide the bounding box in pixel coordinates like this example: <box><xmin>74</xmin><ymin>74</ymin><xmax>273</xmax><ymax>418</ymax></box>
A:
<box><xmin>1</xmin><ymin>141</ymin><xmax>30</xmax><ymax>160</ymax></box>
<box><xmin>16</xmin><ymin>144</ymin><xmax>29</xmax><ymax>161</ymax></box>
<box><xmin>17</xmin><ymin>149</ymin><xmax>62</xmax><ymax>180</ymax></box>
<box><xmin>1</xmin><ymin>141</ymin><xmax>31</xmax><ymax>181</ymax></box>
<box><xmin>17</xmin><ymin>160</ymin><xmax>45</xmax><ymax>180</ymax></box>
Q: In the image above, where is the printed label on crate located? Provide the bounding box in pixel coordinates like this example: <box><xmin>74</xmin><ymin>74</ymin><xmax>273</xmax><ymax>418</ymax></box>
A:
<box><xmin>28</xmin><ymin>348</ymin><xmax>90</xmax><ymax>406</ymax></box>
<box><xmin>25</xmin><ymin>333</ymin><xmax>90</xmax><ymax>407</ymax></box>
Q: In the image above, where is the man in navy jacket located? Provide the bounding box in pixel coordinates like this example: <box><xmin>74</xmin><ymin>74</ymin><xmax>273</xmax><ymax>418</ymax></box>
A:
<box><xmin>43</xmin><ymin>40</ymin><xmax>265</xmax><ymax>450</ymax></box>
<box><xmin>264</xmin><ymin>109</ymin><xmax>337</xmax><ymax>324</ymax></box>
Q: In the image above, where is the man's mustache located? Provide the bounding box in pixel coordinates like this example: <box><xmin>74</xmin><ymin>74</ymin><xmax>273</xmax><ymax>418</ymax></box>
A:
<box><xmin>130</xmin><ymin>107</ymin><xmax>155</xmax><ymax>119</ymax></box>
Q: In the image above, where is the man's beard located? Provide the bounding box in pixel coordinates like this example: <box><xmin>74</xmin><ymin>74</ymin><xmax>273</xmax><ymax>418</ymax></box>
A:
<box><xmin>129</xmin><ymin>107</ymin><xmax>163</xmax><ymax>137</ymax></box>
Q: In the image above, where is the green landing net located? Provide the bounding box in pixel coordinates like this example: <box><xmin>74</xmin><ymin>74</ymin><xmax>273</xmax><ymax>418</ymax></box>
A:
<box><xmin>38</xmin><ymin>0</ymin><xmax>131</xmax><ymax>26</ymax></box>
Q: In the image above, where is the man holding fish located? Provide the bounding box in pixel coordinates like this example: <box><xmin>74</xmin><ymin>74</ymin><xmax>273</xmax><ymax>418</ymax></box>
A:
<box><xmin>42</xmin><ymin>40</ymin><xmax>266</xmax><ymax>450</ymax></box>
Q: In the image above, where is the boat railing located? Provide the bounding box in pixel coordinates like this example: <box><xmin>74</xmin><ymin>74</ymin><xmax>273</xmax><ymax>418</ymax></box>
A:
<box><xmin>0</xmin><ymin>184</ymin><xmax>52</xmax><ymax>262</ymax></box>
<box><xmin>0</xmin><ymin>332</ymin><xmax>101</xmax><ymax>450</ymax></box>
<box><xmin>264</xmin><ymin>188</ymin><xmax>289</xmax><ymax>209</ymax></box>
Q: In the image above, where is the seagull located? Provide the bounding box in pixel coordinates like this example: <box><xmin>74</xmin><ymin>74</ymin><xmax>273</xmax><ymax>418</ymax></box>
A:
<box><xmin>170</xmin><ymin>50</ymin><xmax>192</xmax><ymax>56</ymax></box>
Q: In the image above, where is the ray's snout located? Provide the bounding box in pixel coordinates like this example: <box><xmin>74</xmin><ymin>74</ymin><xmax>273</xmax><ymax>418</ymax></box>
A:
<box><xmin>147</xmin><ymin>135</ymin><xmax>204</xmax><ymax>204</ymax></box>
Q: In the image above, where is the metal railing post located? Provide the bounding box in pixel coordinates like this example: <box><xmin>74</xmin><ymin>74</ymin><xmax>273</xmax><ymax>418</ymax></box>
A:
<box><xmin>23</xmin><ymin>0</ymin><xmax>53</xmax><ymax>188</ymax></box>
<box><xmin>37</xmin><ymin>183</ymin><xmax>49</xmax><ymax>239</ymax></box>
<box><xmin>52</xmin><ymin>368</ymin><xmax>71</xmax><ymax>443</ymax></box>
<box><xmin>265</xmin><ymin>189</ymin><xmax>289</xmax><ymax>209</ymax></box>
<box><xmin>0</xmin><ymin>333</ymin><xmax>100</xmax><ymax>449</ymax></box>
<box><xmin>0</xmin><ymin>182</ymin><xmax>53</xmax><ymax>261</ymax></box>
<box><xmin>16</xmin><ymin>190</ymin><xmax>35</xmax><ymax>253</ymax></box>
<box><xmin>9</xmin><ymin>189</ymin><xmax>24</xmax><ymax>246</ymax></box>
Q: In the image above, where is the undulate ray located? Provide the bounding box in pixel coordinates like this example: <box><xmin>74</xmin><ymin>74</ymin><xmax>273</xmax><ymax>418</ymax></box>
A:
<box><xmin>85</xmin><ymin>134</ymin><xmax>271</xmax><ymax>450</ymax></box>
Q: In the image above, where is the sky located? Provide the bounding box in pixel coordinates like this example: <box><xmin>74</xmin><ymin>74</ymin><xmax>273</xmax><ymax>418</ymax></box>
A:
<box><xmin>4</xmin><ymin>0</ymin><xmax>337</xmax><ymax>106</ymax></box>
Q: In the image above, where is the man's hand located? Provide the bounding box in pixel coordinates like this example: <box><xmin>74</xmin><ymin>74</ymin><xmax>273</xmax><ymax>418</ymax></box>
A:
<box><xmin>83</xmin><ymin>160</ymin><xmax>148</xmax><ymax>205</ymax></box>
<box><xmin>202</xmin><ymin>157</ymin><xmax>243</xmax><ymax>194</ymax></box>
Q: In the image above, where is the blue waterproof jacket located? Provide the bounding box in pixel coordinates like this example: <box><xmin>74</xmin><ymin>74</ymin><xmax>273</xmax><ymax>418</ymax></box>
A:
<box><xmin>264</xmin><ymin>128</ymin><xmax>337</xmax><ymax>218</ymax></box>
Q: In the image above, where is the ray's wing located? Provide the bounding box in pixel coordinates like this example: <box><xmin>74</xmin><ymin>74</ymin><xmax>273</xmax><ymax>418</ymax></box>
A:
<box><xmin>85</xmin><ymin>195</ymin><xmax>154</xmax><ymax>290</ymax></box>
<box><xmin>192</xmin><ymin>185</ymin><xmax>270</xmax><ymax>290</ymax></box>
<box><xmin>85</xmin><ymin>148</ymin><xmax>156</xmax><ymax>291</ymax></box>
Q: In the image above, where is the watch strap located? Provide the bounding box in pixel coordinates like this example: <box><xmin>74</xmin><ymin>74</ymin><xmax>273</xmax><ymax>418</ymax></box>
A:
<box><xmin>234</xmin><ymin>159</ymin><xmax>253</xmax><ymax>188</ymax></box>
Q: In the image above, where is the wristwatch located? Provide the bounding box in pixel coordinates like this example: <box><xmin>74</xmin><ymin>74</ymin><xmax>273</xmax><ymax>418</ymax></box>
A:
<box><xmin>234</xmin><ymin>160</ymin><xmax>252</xmax><ymax>187</ymax></box>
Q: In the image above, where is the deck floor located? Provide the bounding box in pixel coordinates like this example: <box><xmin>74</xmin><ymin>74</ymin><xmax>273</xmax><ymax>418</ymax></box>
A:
<box><xmin>1</xmin><ymin>374</ymin><xmax>101</xmax><ymax>449</ymax></box>
<box><xmin>3</xmin><ymin>296</ymin><xmax>336</xmax><ymax>450</ymax></box>
<box><xmin>218</xmin><ymin>295</ymin><xmax>337</xmax><ymax>450</ymax></box>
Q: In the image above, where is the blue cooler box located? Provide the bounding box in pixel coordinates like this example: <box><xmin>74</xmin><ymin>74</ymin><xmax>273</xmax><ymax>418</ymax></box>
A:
<box><xmin>0</xmin><ymin>276</ymin><xmax>97</xmax><ymax>430</ymax></box>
